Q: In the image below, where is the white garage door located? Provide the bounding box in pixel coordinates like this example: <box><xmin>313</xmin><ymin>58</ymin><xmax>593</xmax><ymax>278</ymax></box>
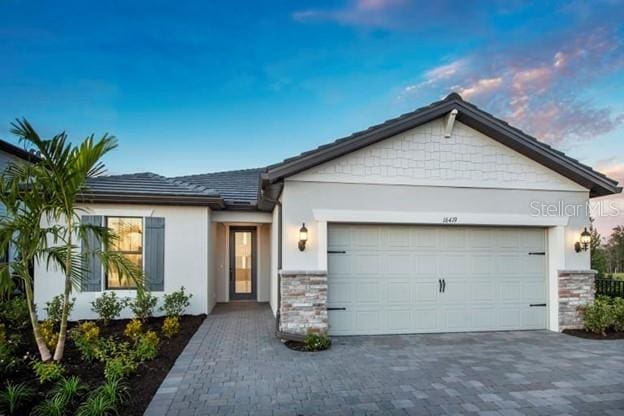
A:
<box><xmin>327</xmin><ymin>224</ymin><xmax>547</xmax><ymax>335</ymax></box>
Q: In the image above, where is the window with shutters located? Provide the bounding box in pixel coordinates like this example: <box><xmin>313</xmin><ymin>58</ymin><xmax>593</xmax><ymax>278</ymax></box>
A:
<box><xmin>106</xmin><ymin>217</ymin><xmax>143</xmax><ymax>289</ymax></box>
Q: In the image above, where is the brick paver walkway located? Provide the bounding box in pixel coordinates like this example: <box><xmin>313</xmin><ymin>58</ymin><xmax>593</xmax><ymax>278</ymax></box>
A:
<box><xmin>145</xmin><ymin>302</ymin><xmax>624</xmax><ymax>416</ymax></box>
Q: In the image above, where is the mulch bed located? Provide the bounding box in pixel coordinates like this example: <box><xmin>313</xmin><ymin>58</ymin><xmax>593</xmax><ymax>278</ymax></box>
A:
<box><xmin>5</xmin><ymin>314</ymin><xmax>205</xmax><ymax>416</ymax></box>
<box><xmin>284</xmin><ymin>340</ymin><xmax>309</xmax><ymax>352</ymax></box>
<box><xmin>562</xmin><ymin>329</ymin><xmax>624</xmax><ymax>340</ymax></box>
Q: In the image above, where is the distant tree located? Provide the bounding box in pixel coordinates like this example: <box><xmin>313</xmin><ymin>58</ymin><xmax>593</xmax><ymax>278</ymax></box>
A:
<box><xmin>590</xmin><ymin>220</ymin><xmax>607</xmax><ymax>278</ymax></box>
<box><xmin>607</xmin><ymin>225</ymin><xmax>624</xmax><ymax>274</ymax></box>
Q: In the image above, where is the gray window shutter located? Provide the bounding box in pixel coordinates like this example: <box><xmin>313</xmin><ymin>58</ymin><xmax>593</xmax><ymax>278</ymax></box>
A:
<box><xmin>145</xmin><ymin>217</ymin><xmax>165</xmax><ymax>291</ymax></box>
<box><xmin>81</xmin><ymin>215</ymin><xmax>103</xmax><ymax>291</ymax></box>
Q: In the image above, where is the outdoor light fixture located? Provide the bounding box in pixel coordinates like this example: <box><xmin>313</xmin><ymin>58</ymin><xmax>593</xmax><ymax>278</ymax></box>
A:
<box><xmin>575</xmin><ymin>227</ymin><xmax>591</xmax><ymax>253</ymax></box>
<box><xmin>298</xmin><ymin>223</ymin><xmax>308</xmax><ymax>252</ymax></box>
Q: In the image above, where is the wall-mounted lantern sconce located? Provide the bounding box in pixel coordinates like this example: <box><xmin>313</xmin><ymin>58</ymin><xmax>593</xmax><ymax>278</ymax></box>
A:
<box><xmin>298</xmin><ymin>223</ymin><xmax>308</xmax><ymax>252</ymax></box>
<box><xmin>574</xmin><ymin>227</ymin><xmax>591</xmax><ymax>253</ymax></box>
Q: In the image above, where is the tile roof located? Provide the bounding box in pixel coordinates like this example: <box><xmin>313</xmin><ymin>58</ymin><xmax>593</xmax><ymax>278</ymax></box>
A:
<box><xmin>172</xmin><ymin>168</ymin><xmax>263</xmax><ymax>205</ymax></box>
<box><xmin>265</xmin><ymin>93</ymin><xmax>621</xmax><ymax>197</ymax></box>
<box><xmin>81</xmin><ymin>172</ymin><xmax>223</xmax><ymax>207</ymax></box>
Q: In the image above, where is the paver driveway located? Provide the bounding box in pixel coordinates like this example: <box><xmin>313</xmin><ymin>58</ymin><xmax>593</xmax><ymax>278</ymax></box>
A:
<box><xmin>145</xmin><ymin>303</ymin><xmax>624</xmax><ymax>416</ymax></box>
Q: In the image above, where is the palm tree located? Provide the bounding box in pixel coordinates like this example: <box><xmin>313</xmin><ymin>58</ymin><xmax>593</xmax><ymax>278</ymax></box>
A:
<box><xmin>0</xmin><ymin>160</ymin><xmax>54</xmax><ymax>361</ymax></box>
<box><xmin>0</xmin><ymin>119</ymin><xmax>143</xmax><ymax>361</ymax></box>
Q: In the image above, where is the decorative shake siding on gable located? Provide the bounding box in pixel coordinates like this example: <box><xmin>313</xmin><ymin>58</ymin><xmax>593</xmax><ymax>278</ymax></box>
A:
<box><xmin>291</xmin><ymin>119</ymin><xmax>584</xmax><ymax>192</ymax></box>
<box><xmin>558</xmin><ymin>270</ymin><xmax>596</xmax><ymax>330</ymax></box>
<box><xmin>279</xmin><ymin>270</ymin><xmax>328</xmax><ymax>335</ymax></box>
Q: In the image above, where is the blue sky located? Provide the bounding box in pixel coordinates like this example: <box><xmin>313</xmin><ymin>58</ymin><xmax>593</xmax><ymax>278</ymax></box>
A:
<box><xmin>1</xmin><ymin>1</ymin><xmax>623</xmax><ymax>231</ymax></box>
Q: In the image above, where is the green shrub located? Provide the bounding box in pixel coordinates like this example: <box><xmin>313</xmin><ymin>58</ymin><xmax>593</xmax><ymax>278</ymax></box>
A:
<box><xmin>582</xmin><ymin>296</ymin><xmax>614</xmax><ymax>335</ymax></box>
<box><xmin>162</xmin><ymin>316</ymin><xmax>180</xmax><ymax>338</ymax></box>
<box><xmin>91</xmin><ymin>292</ymin><xmax>127</xmax><ymax>323</ymax></box>
<box><xmin>40</xmin><ymin>319</ymin><xmax>59</xmax><ymax>350</ymax></box>
<box><xmin>71</xmin><ymin>321</ymin><xmax>101</xmax><ymax>362</ymax></box>
<box><xmin>0</xmin><ymin>382</ymin><xmax>33</xmax><ymax>415</ymax></box>
<box><xmin>612</xmin><ymin>297</ymin><xmax>624</xmax><ymax>332</ymax></box>
<box><xmin>123</xmin><ymin>319</ymin><xmax>143</xmax><ymax>342</ymax></box>
<box><xmin>128</xmin><ymin>291</ymin><xmax>158</xmax><ymax>321</ymax></box>
<box><xmin>0</xmin><ymin>326</ymin><xmax>23</xmax><ymax>375</ymax></box>
<box><xmin>104</xmin><ymin>356</ymin><xmax>137</xmax><ymax>382</ymax></box>
<box><xmin>31</xmin><ymin>395</ymin><xmax>65</xmax><ymax>416</ymax></box>
<box><xmin>76</xmin><ymin>378</ymin><xmax>128</xmax><ymax>416</ymax></box>
<box><xmin>51</xmin><ymin>376</ymin><xmax>86</xmax><ymax>407</ymax></box>
<box><xmin>93</xmin><ymin>337</ymin><xmax>132</xmax><ymax>362</ymax></box>
<box><xmin>32</xmin><ymin>360</ymin><xmax>65</xmax><ymax>384</ymax></box>
<box><xmin>44</xmin><ymin>295</ymin><xmax>75</xmax><ymax>324</ymax></box>
<box><xmin>303</xmin><ymin>333</ymin><xmax>331</xmax><ymax>352</ymax></box>
<box><xmin>160</xmin><ymin>287</ymin><xmax>192</xmax><ymax>317</ymax></box>
<box><xmin>0</xmin><ymin>297</ymin><xmax>30</xmax><ymax>331</ymax></box>
<box><xmin>134</xmin><ymin>330</ymin><xmax>159</xmax><ymax>361</ymax></box>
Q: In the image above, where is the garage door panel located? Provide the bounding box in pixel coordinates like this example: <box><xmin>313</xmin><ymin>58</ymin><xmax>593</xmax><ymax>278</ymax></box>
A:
<box><xmin>410</xmin><ymin>227</ymin><xmax>437</xmax><ymax>248</ymax></box>
<box><xmin>387</xmin><ymin>281</ymin><xmax>411</xmax><ymax>304</ymax></box>
<box><xmin>355</xmin><ymin>310</ymin><xmax>381</xmax><ymax>332</ymax></box>
<box><xmin>467</xmin><ymin>228</ymin><xmax>493</xmax><ymax>249</ymax></box>
<box><xmin>382</xmin><ymin>227</ymin><xmax>410</xmax><ymax>248</ymax></box>
<box><xmin>470</xmin><ymin>280</ymin><xmax>495</xmax><ymax>302</ymax></box>
<box><xmin>415</xmin><ymin>255</ymin><xmax>437</xmax><ymax>275</ymax></box>
<box><xmin>328</xmin><ymin>224</ymin><xmax>547</xmax><ymax>335</ymax></box>
<box><xmin>328</xmin><ymin>225</ymin><xmax>351</xmax><ymax>250</ymax></box>
<box><xmin>523</xmin><ymin>282</ymin><xmax>546</xmax><ymax>302</ymax></box>
<box><xmin>328</xmin><ymin>254</ymin><xmax>351</xmax><ymax>275</ymax></box>
<box><xmin>500</xmin><ymin>281</ymin><xmax>524</xmax><ymax>302</ymax></box>
<box><xmin>387</xmin><ymin>308</ymin><xmax>412</xmax><ymax>331</ymax></box>
<box><xmin>328</xmin><ymin>311</ymin><xmax>353</xmax><ymax>334</ymax></box>
<box><xmin>328</xmin><ymin>281</ymin><xmax>353</xmax><ymax>304</ymax></box>
<box><xmin>414</xmin><ymin>282</ymin><xmax>438</xmax><ymax>301</ymax></box>
<box><xmin>355</xmin><ymin>281</ymin><xmax>382</xmax><ymax>303</ymax></box>
<box><xmin>439</xmin><ymin>255</ymin><xmax>469</xmax><ymax>275</ymax></box>
<box><xmin>353</xmin><ymin>226</ymin><xmax>380</xmax><ymax>248</ymax></box>
<box><xmin>385</xmin><ymin>254</ymin><xmax>412</xmax><ymax>275</ymax></box>
<box><xmin>439</xmin><ymin>228</ymin><xmax>466</xmax><ymax>249</ymax></box>
<box><xmin>353</xmin><ymin>254</ymin><xmax>380</xmax><ymax>275</ymax></box>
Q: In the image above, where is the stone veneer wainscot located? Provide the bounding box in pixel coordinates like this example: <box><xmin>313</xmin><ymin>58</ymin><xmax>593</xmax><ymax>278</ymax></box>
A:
<box><xmin>558</xmin><ymin>269</ymin><xmax>596</xmax><ymax>330</ymax></box>
<box><xmin>279</xmin><ymin>270</ymin><xmax>328</xmax><ymax>336</ymax></box>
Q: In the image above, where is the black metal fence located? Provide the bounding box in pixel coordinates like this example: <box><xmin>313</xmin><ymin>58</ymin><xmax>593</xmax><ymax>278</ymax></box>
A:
<box><xmin>595</xmin><ymin>279</ymin><xmax>624</xmax><ymax>298</ymax></box>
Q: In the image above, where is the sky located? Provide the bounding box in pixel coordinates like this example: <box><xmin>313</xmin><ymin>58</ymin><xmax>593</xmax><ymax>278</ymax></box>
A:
<box><xmin>1</xmin><ymin>0</ymin><xmax>623</xmax><ymax>235</ymax></box>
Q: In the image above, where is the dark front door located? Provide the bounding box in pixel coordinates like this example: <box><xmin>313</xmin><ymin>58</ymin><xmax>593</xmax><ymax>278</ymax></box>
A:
<box><xmin>229</xmin><ymin>227</ymin><xmax>257</xmax><ymax>300</ymax></box>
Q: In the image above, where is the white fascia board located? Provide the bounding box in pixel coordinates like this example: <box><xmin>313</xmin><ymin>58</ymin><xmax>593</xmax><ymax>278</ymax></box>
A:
<box><xmin>312</xmin><ymin>209</ymin><xmax>569</xmax><ymax>227</ymax></box>
<box><xmin>212</xmin><ymin>211</ymin><xmax>272</xmax><ymax>223</ymax></box>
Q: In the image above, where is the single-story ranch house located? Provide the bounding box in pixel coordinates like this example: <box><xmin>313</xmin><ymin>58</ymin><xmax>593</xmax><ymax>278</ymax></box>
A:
<box><xmin>34</xmin><ymin>93</ymin><xmax>621</xmax><ymax>337</ymax></box>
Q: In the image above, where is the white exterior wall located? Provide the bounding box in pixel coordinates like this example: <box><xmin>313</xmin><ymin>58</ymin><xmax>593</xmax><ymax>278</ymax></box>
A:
<box><xmin>34</xmin><ymin>204</ymin><xmax>212</xmax><ymax>320</ymax></box>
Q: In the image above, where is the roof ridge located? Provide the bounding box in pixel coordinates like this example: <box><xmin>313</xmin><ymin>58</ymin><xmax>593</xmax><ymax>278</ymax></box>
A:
<box><xmin>173</xmin><ymin>167</ymin><xmax>265</xmax><ymax>180</ymax></box>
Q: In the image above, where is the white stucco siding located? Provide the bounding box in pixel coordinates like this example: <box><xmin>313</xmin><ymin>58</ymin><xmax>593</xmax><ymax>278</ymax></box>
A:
<box><xmin>290</xmin><ymin>119</ymin><xmax>585</xmax><ymax>193</ymax></box>
<box><xmin>34</xmin><ymin>204</ymin><xmax>211</xmax><ymax>320</ymax></box>
<box><xmin>281</xmin><ymin>181</ymin><xmax>590</xmax><ymax>272</ymax></box>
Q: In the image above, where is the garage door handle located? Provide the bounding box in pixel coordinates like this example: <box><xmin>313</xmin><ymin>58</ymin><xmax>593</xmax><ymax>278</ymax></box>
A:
<box><xmin>438</xmin><ymin>279</ymin><xmax>442</xmax><ymax>293</ymax></box>
<box><xmin>442</xmin><ymin>279</ymin><xmax>446</xmax><ymax>293</ymax></box>
<box><xmin>327</xmin><ymin>307</ymin><xmax>346</xmax><ymax>311</ymax></box>
<box><xmin>529</xmin><ymin>303</ymin><xmax>546</xmax><ymax>307</ymax></box>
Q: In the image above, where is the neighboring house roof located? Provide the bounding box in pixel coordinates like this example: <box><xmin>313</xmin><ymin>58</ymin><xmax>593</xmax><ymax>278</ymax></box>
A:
<box><xmin>173</xmin><ymin>168</ymin><xmax>263</xmax><ymax>208</ymax></box>
<box><xmin>264</xmin><ymin>93</ymin><xmax>621</xmax><ymax>198</ymax></box>
<box><xmin>80</xmin><ymin>172</ymin><xmax>224</xmax><ymax>208</ymax></box>
<box><xmin>0</xmin><ymin>139</ymin><xmax>41</xmax><ymax>162</ymax></box>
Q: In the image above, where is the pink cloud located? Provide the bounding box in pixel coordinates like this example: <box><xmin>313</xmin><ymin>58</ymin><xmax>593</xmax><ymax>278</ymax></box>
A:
<box><xmin>403</xmin><ymin>26</ymin><xmax>624</xmax><ymax>146</ymax></box>
<box><xmin>459</xmin><ymin>77</ymin><xmax>503</xmax><ymax>100</ymax></box>
<box><xmin>591</xmin><ymin>160</ymin><xmax>624</xmax><ymax>238</ymax></box>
